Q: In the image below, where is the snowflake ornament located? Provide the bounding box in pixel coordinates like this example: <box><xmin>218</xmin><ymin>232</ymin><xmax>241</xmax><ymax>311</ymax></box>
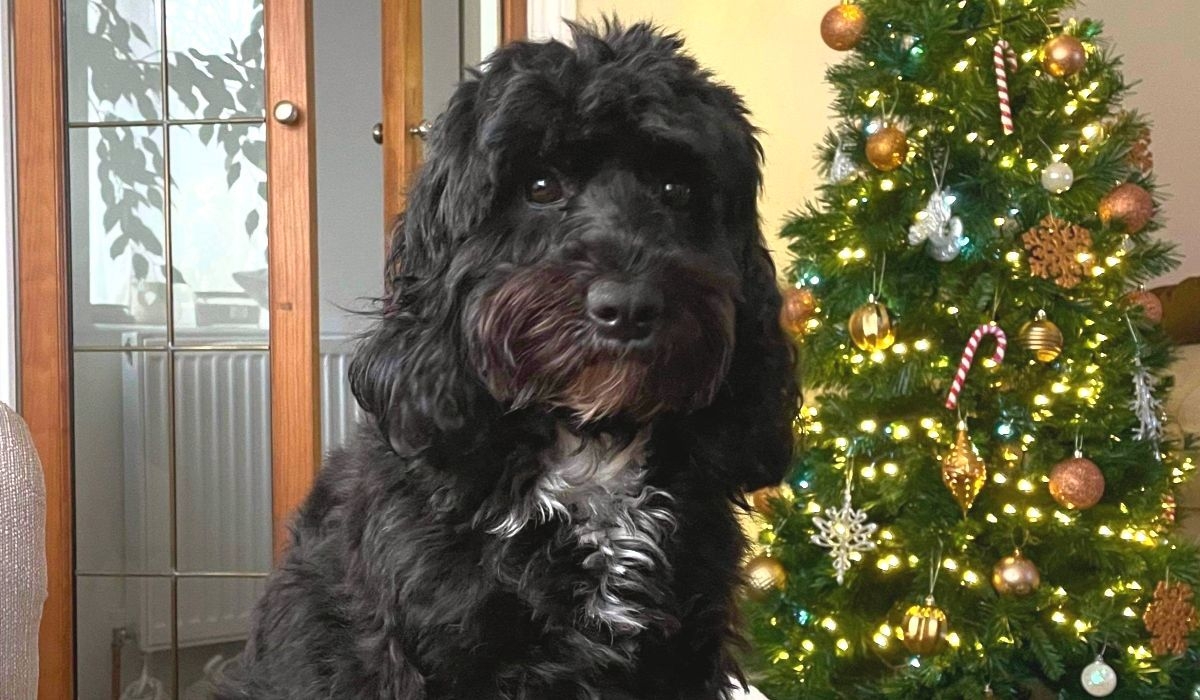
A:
<box><xmin>811</xmin><ymin>477</ymin><xmax>878</xmax><ymax>584</ymax></box>
<box><xmin>909</xmin><ymin>189</ymin><xmax>965</xmax><ymax>261</ymax></box>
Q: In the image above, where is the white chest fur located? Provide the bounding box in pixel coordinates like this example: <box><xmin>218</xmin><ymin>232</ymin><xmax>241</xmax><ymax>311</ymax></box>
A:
<box><xmin>490</xmin><ymin>425</ymin><xmax>676</xmax><ymax>635</ymax></box>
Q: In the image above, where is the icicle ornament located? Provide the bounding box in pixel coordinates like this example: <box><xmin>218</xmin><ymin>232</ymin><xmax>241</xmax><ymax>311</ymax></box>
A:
<box><xmin>1131</xmin><ymin>357</ymin><xmax>1164</xmax><ymax>443</ymax></box>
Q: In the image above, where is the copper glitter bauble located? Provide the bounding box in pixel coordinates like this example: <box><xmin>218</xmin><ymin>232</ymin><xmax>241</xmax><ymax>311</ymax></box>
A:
<box><xmin>780</xmin><ymin>286</ymin><xmax>818</xmax><ymax>337</ymax></box>
<box><xmin>1099</xmin><ymin>183</ymin><xmax>1155</xmax><ymax>234</ymax></box>
<box><xmin>941</xmin><ymin>423</ymin><xmax>987</xmax><ymax>513</ymax></box>
<box><xmin>750</xmin><ymin>483</ymin><xmax>794</xmax><ymax>518</ymax></box>
<box><xmin>848</xmin><ymin>297</ymin><xmax>895</xmax><ymax>351</ymax></box>
<box><xmin>744</xmin><ymin>554</ymin><xmax>787</xmax><ymax>598</ymax></box>
<box><xmin>1126</xmin><ymin>289</ymin><xmax>1163</xmax><ymax>324</ymax></box>
<box><xmin>992</xmin><ymin>550</ymin><xmax>1041</xmax><ymax>596</ymax></box>
<box><xmin>866</xmin><ymin>126</ymin><xmax>909</xmax><ymax>171</ymax></box>
<box><xmin>901</xmin><ymin>596</ymin><xmax>949</xmax><ymax>655</ymax></box>
<box><xmin>820</xmin><ymin>3</ymin><xmax>868</xmax><ymax>51</ymax></box>
<box><xmin>1042</xmin><ymin>34</ymin><xmax>1087</xmax><ymax>78</ymax></box>
<box><xmin>1049</xmin><ymin>455</ymin><xmax>1105</xmax><ymax>510</ymax></box>
<box><xmin>1018</xmin><ymin>311</ymin><xmax>1064</xmax><ymax>363</ymax></box>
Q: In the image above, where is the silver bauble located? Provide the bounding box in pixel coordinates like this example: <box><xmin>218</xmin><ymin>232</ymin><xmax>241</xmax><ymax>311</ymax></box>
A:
<box><xmin>1041</xmin><ymin>161</ymin><xmax>1075</xmax><ymax>194</ymax></box>
<box><xmin>1081</xmin><ymin>657</ymin><xmax>1117</xmax><ymax>697</ymax></box>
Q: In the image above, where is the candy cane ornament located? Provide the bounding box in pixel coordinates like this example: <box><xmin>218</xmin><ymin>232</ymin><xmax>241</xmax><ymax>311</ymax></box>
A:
<box><xmin>946</xmin><ymin>323</ymin><xmax>1008</xmax><ymax>410</ymax></box>
<box><xmin>994</xmin><ymin>40</ymin><xmax>1018</xmax><ymax>136</ymax></box>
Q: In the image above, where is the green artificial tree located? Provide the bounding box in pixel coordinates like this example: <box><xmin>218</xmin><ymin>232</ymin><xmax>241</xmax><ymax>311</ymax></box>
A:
<box><xmin>742</xmin><ymin>1</ymin><xmax>1200</xmax><ymax>698</ymax></box>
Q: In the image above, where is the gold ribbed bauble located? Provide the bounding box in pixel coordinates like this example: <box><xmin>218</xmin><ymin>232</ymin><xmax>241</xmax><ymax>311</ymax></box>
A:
<box><xmin>1126</xmin><ymin>288</ymin><xmax>1163</xmax><ymax>323</ymax></box>
<box><xmin>901</xmin><ymin>596</ymin><xmax>949</xmax><ymax>655</ymax></box>
<box><xmin>744</xmin><ymin>554</ymin><xmax>787</xmax><ymax>598</ymax></box>
<box><xmin>1042</xmin><ymin>34</ymin><xmax>1088</xmax><ymax>78</ymax></box>
<box><xmin>820</xmin><ymin>3</ymin><xmax>868</xmax><ymax>51</ymax></box>
<box><xmin>1099</xmin><ymin>183</ymin><xmax>1155</xmax><ymax>234</ymax></box>
<box><xmin>992</xmin><ymin>550</ymin><xmax>1041</xmax><ymax>596</ymax></box>
<box><xmin>780</xmin><ymin>286</ymin><xmax>818</xmax><ymax>337</ymax></box>
<box><xmin>941</xmin><ymin>422</ymin><xmax>987</xmax><ymax>513</ymax></box>
<box><xmin>1049</xmin><ymin>454</ymin><xmax>1106</xmax><ymax>510</ymax></box>
<box><xmin>1018</xmin><ymin>310</ymin><xmax>1064</xmax><ymax>363</ymax></box>
<box><xmin>848</xmin><ymin>296</ymin><xmax>895</xmax><ymax>351</ymax></box>
<box><xmin>865</xmin><ymin>126</ymin><xmax>909</xmax><ymax>171</ymax></box>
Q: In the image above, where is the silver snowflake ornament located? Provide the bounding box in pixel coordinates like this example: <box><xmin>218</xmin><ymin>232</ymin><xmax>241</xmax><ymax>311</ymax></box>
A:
<box><xmin>908</xmin><ymin>189</ymin><xmax>965</xmax><ymax>261</ymax></box>
<box><xmin>811</xmin><ymin>485</ymin><xmax>878</xmax><ymax>585</ymax></box>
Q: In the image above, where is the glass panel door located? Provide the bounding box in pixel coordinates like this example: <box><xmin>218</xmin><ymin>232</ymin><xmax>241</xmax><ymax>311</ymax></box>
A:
<box><xmin>65</xmin><ymin>1</ymin><xmax>270</xmax><ymax>696</ymax></box>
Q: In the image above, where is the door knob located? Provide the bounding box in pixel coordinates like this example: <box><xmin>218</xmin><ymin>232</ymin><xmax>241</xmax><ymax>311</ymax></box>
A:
<box><xmin>408</xmin><ymin>120</ymin><xmax>433</xmax><ymax>140</ymax></box>
<box><xmin>372</xmin><ymin>122</ymin><xmax>383</xmax><ymax>144</ymax></box>
<box><xmin>273</xmin><ymin>100</ymin><xmax>301</xmax><ymax>125</ymax></box>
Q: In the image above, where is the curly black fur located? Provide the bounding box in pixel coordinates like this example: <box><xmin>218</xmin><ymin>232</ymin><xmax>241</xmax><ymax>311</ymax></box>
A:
<box><xmin>217</xmin><ymin>20</ymin><xmax>796</xmax><ymax>700</ymax></box>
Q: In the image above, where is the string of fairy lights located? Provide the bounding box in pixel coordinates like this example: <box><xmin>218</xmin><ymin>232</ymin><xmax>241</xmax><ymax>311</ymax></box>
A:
<box><xmin>746</xmin><ymin>0</ymin><xmax>1200</xmax><ymax>696</ymax></box>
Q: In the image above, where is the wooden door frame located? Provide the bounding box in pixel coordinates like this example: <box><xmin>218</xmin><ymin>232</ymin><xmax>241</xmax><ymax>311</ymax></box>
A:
<box><xmin>12</xmin><ymin>1</ymin><xmax>72</xmax><ymax>697</ymax></box>
<box><xmin>265</xmin><ymin>0</ymin><xmax>321</xmax><ymax>560</ymax></box>
<box><xmin>503</xmin><ymin>0</ymin><xmax>529</xmax><ymax>45</ymax></box>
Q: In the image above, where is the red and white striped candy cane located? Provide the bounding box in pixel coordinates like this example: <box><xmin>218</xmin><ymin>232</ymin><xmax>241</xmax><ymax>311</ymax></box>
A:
<box><xmin>994</xmin><ymin>40</ymin><xmax>1018</xmax><ymax>136</ymax></box>
<box><xmin>945</xmin><ymin>323</ymin><xmax>1008</xmax><ymax>410</ymax></box>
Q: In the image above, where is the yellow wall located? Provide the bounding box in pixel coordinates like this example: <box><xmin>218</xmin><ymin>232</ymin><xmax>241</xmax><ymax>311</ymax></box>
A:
<box><xmin>574</xmin><ymin>0</ymin><xmax>1200</xmax><ymax>285</ymax></box>
<box><xmin>575</xmin><ymin>0</ymin><xmax>844</xmax><ymax>273</ymax></box>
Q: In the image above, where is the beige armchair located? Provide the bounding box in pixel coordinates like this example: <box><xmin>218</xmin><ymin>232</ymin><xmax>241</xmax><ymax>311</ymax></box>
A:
<box><xmin>0</xmin><ymin>402</ymin><xmax>47</xmax><ymax>699</ymax></box>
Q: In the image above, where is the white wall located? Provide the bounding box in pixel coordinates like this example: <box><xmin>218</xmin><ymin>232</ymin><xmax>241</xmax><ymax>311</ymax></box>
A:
<box><xmin>1</xmin><ymin>0</ymin><xmax>16</xmax><ymax>408</ymax></box>
<box><xmin>529</xmin><ymin>0</ymin><xmax>576</xmax><ymax>43</ymax></box>
<box><xmin>1075</xmin><ymin>0</ymin><xmax>1200</xmax><ymax>285</ymax></box>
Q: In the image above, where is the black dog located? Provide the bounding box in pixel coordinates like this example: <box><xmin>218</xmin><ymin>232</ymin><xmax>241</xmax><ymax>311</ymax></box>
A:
<box><xmin>218</xmin><ymin>20</ymin><xmax>796</xmax><ymax>700</ymax></box>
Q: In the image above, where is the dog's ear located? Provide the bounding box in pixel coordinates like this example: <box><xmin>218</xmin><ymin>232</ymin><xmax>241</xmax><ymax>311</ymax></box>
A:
<box><xmin>715</xmin><ymin>238</ymin><xmax>798</xmax><ymax>492</ymax></box>
<box><xmin>348</xmin><ymin>81</ymin><xmax>498</xmax><ymax>459</ymax></box>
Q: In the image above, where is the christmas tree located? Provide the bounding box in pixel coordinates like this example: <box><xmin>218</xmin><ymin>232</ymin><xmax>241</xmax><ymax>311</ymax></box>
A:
<box><xmin>742</xmin><ymin>1</ymin><xmax>1200</xmax><ymax>698</ymax></box>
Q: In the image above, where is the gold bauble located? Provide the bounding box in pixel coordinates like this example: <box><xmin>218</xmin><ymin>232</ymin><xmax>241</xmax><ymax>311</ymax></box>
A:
<box><xmin>865</xmin><ymin>126</ymin><xmax>909</xmax><ymax>171</ymax></box>
<box><xmin>744</xmin><ymin>554</ymin><xmax>787</xmax><ymax>598</ymax></box>
<box><xmin>901</xmin><ymin>596</ymin><xmax>949</xmax><ymax>655</ymax></box>
<box><xmin>992</xmin><ymin>550</ymin><xmax>1041</xmax><ymax>596</ymax></box>
<box><xmin>1049</xmin><ymin>455</ymin><xmax>1105</xmax><ymax>510</ymax></box>
<box><xmin>1126</xmin><ymin>289</ymin><xmax>1163</xmax><ymax>324</ymax></box>
<box><xmin>1099</xmin><ymin>183</ymin><xmax>1155</xmax><ymax>234</ymax></box>
<box><xmin>941</xmin><ymin>423</ymin><xmax>987</xmax><ymax>513</ymax></box>
<box><xmin>780</xmin><ymin>286</ymin><xmax>818</xmax><ymax>337</ymax></box>
<box><xmin>820</xmin><ymin>3</ymin><xmax>868</xmax><ymax>51</ymax></box>
<box><xmin>1017</xmin><ymin>311</ymin><xmax>1064</xmax><ymax>363</ymax></box>
<box><xmin>750</xmin><ymin>483</ymin><xmax>794</xmax><ymax>518</ymax></box>
<box><xmin>848</xmin><ymin>297</ymin><xmax>895</xmax><ymax>351</ymax></box>
<box><xmin>1042</xmin><ymin>34</ymin><xmax>1088</xmax><ymax>78</ymax></box>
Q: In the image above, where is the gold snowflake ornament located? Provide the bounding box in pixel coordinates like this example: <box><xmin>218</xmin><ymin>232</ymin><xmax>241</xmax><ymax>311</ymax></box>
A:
<box><xmin>1022</xmin><ymin>215</ymin><xmax>1093</xmax><ymax>289</ymax></box>
<box><xmin>1143</xmin><ymin>580</ymin><xmax>1199</xmax><ymax>656</ymax></box>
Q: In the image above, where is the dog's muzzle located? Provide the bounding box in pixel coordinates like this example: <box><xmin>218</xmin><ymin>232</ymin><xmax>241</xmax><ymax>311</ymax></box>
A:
<box><xmin>468</xmin><ymin>256</ymin><xmax>737</xmax><ymax>424</ymax></box>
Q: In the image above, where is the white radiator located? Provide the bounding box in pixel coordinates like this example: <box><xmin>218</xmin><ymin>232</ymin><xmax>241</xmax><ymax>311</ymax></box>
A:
<box><xmin>120</xmin><ymin>334</ymin><xmax>360</xmax><ymax>650</ymax></box>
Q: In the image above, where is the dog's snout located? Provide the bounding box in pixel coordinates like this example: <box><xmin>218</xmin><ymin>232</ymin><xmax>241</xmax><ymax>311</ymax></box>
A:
<box><xmin>586</xmin><ymin>279</ymin><xmax>664</xmax><ymax>342</ymax></box>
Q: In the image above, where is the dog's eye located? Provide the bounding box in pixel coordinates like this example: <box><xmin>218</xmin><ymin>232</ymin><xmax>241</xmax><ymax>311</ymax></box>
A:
<box><xmin>527</xmin><ymin>175</ymin><xmax>565</xmax><ymax>206</ymax></box>
<box><xmin>660</xmin><ymin>182</ymin><xmax>692</xmax><ymax>208</ymax></box>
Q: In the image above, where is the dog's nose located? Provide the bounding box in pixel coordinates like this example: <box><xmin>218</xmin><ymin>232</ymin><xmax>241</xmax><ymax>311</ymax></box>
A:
<box><xmin>585</xmin><ymin>279</ymin><xmax>664</xmax><ymax>342</ymax></box>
